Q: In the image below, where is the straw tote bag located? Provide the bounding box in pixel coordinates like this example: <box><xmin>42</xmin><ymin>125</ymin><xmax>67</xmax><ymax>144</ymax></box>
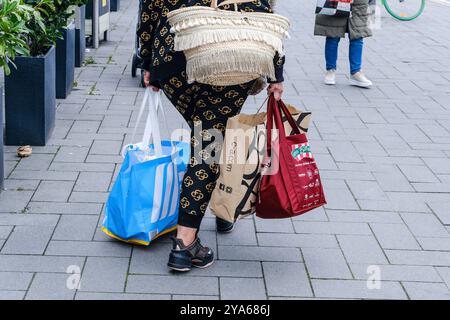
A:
<box><xmin>167</xmin><ymin>0</ymin><xmax>290</xmax><ymax>86</ymax></box>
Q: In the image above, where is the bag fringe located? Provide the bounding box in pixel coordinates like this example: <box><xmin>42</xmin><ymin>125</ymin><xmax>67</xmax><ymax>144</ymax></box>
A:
<box><xmin>174</xmin><ymin>28</ymin><xmax>285</xmax><ymax>55</ymax></box>
<box><xmin>186</xmin><ymin>49</ymin><xmax>276</xmax><ymax>85</ymax></box>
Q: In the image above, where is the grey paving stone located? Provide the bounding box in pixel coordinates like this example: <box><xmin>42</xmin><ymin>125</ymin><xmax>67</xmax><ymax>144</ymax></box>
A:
<box><xmin>52</xmin><ymin>215</ymin><xmax>98</xmax><ymax>241</ymax></box>
<box><xmin>303</xmin><ymin>248</ymin><xmax>352</xmax><ymax>279</ymax></box>
<box><xmin>262</xmin><ymin>262</ymin><xmax>312</xmax><ymax>297</ymax></box>
<box><xmin>347</xmin><ymin>180</ymin><xmax>387</xmax><ymax>200</ymax></box>
<box><xmin>323</xmin><ymin>188</ymin><xmax>359</xmax><ymax>210</ymax></box>
<box><xmin>90</xmin><ymin>140</ymin><xmax>123</xmax><ymax>155</ymax></box>
<box><xmin>2</xmin><ymin>226</ymin><xmax>54</xmax><ymax>255</ymax></box>
<box><xmin>217</xmin><ymin>219</ymin><xmax>257</xmax><ymax>246</ymax></box>
<box><xmin>70</xmin><ymin>120</ymin><xmax>101</xmax><ymax>134</ymax></box>
<box><xmin>422</xmin><ymin>158</ymin><xmax>450</xmax><ymax>175</ymax></box>
<box><xmin>385</xmin><ymin>250</ymin><xmax>450</xmax><ymax>266</ymax></box>
<box><xmin>74</xmin><ymin>172</ymin><xmax>112</xmax><ymax>192</ymax></box>
<box><xmin>220</xmin><ymin>278</ymin><xmax>267</xmax><ymax>300</ymax></box>
<box><xmin>312</xmin><ymin>280</ymin><xmax>407</xmax><ymax>299</ymax></box>
<box><xmin>69</xmin><ymin>191</ymin><xmax>109</xmax><ymax>203</ymax></box>
<box><xmin>398</xmin><ymin>164</ymin><xmax>439</xmax><ymax>183</ymax></box>
<box><xmin>326</xmin><ymin>210</ymin><xmax>403</xmax><ymax>224</ymax></box>
<box><xmin>0</xmin><ymin>290</ymin><xmax>26</xmax><ymax>300</ymax></box>
<box><xmin>0</xmin><ymin>214</ymin><xmax>59</xmax><ymax>227</ymax></box>
<box><xmin>26</xmin><ymin>273</ymin><xmax>76</xmax><ymax>300</ymax></box>
<box><xmin>291</xmin><ymin>206</ymin><xmax>329</xmax><ymax>222</ymax></box>
<box><xmin>370</xmin><ymin>223</ymin><xmax>421</xmax><ymax>250</ymax></box>
<box><xmin>218</xmin><ymin>246</ymin><xmax>302</xmax><ymax>262</ymax></box>
<box><xmin>254</xmin><ymin>217</ymin><xmax>294</xmax><ymax>233</ymax></box>
<box><xmin>350</xmin><ymin>264</ymin><xmax>442</xmax><ymax>283</ymax></box>
<box><xmin>0</xmin><ymin>226</ymin><xmax>12</xmax><ymax>239</ymax></box>
<box><xmin>257</xmin><ymin>233</ymin><xmax>338</xmax><ymax>249</ymax></box>
<box><xmin>15</xmin><ymin>154</ymin><xmax>54</xmax><ymax>171</ymax></box>
<box><xmin>0</xmin><ymin>190</ymin><xmax>34</xmax><ymax>213</ymax></box>
<box><xmin>126</xmin><ymin>275</ymin><xmax>219</xmax><ymax>295</ymax></box>
<box><xmin>189</xmin><ymin>260</ymin><xmax>262</xmax><ymax>278</ymax></box>
<box><xmin>435</xmin><ymin>267</ymin><xmax>450</xmax><ymax>289</ymax></box>
<box><xmin>373</xmin><ymin>169</ymin><xmax>414</xmax><ymax>192</ymax></box>
<box><xmin>49</xmin><ymin>162</ymin><xmax>116</xmax><ymax>172</ymax></box>
<box><xmin>76</xmin><ymin>292</ymin><xmax>171</xmax><ymax>300</ymax></box>
<box><xmin>293</xmin><ymin>221</ymin><xmax>371</xmax><ymax>235</ymax></box>
<box><xmin>417</xmin><ymin>237</ymin><xmax>450</xmax><ymax>251</ymax></box>
<box><xmin>32</xmin><ymin>181</ymin><xmax>75</xmax><ymax>202</ymax></box>
<box><xmin>401</xmin><ymin>213</ymin><xmax>449</xmax><ymax>238</ymax></box>
<box><xmin>427</xmin><ymin>201</ymin><xmax>450</xmax><ymax>225</ymax></box>
<box><xmin>54</xmin><ymin>146</ymin><xmax>90</xmax><ymax>163</ymax></box>
<box><xmin>402</xmin><ymin>282</ymin><xmax>450</xmax><ymax>300</ymax></box>
<box><xmin>27</xmin><ymin>202</ymin><xmax>103</xmax><ymax>215</ymax></box>
<box><xmin>45</xmin><ymin>240</ymin><xmax>131</xmax><ymax>257</ymax></box>
<box><xmin>3</xmin><ymin>179</ymin><xmax>40</xmax><ymax>191</ymax></box>
<box><xmin>328</xmin><ymin>142</ymin><xmax>363</xmax><ymax>163</ymax></box>
<box><xmin>130</xmin><ymin>242</ymin><xmax>172</xmax><ymax>275</ymax></box>
<box><xmin>0</xmin><ymin>255</ymin><xmax>85</xmax><ymax>273</ymax></box>
<box><xmin>0</xmin><ymin>272</ymin><xmax>33</xmax><ymax>290</ymax></box>
<box><xmin>338</xmin><ymin>235</ymin><xmax>388</xmax><ymax>264</ymax></box>
<box><xmin>173</xmin><ymin>295</ymin><xmax>219</xmax><ymax>300</ymax></box>
<box><xmin>79</xmin><ymin>257</ymin><xmax>129</xmax><ymax>292</ymax></box>
<box><xmin>9</xmin><ymin>170</ymin><xmax>79</xmax><ymax>181</ymax></box>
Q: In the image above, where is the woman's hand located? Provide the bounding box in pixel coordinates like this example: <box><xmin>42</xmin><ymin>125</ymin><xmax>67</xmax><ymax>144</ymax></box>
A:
<box><xmin>267</xmin><ymin>82</ymin><xmax>284</xmax><ymax>101</ymax></box>
<box><xmin>143</xmin><ymin>71</ymin><xmax>160</xmax><ymax>92</ymax></box>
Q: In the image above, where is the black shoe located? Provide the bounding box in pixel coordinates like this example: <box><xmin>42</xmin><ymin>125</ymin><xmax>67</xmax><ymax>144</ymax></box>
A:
<box><xmin>168</xmin><ymin>237</ymin><xmax>214</xmax><ymax>272</ymax></box>
<box><xmin>216</xmin><ymin>217</ymin><xmax>235</xmax><ymax>233</ymax></box>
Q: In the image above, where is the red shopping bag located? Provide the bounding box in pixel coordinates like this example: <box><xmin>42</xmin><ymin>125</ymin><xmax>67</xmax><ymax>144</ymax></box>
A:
<box><xmin>256</xmin><ymin>96</ymin><xmax>326</xmax><ymax>219</ymax></box>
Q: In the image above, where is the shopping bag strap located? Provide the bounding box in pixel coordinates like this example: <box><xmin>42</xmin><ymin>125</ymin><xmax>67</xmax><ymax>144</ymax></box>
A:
<box><xmin>123</xmin><ymin>88</ymin><xmax>166</xmax><ymax>157</ymax></box>
<box><xmin>148</xmin><ymin>90</ymin><xmax>179</xmax><ymax>159</ymax></box>
<box><xmin>143</xmin><ymin>91</ymin><xmax>163</xmax><ymax>157</ymax></box>
<box><xmin>266</xmin><ymin>94</ymin><xmax>301</xmax><ymax>157</ymax></box>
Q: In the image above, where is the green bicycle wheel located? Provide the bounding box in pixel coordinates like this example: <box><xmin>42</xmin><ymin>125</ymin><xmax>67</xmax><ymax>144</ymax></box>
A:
<box><xmin>383</xmin><ymin>0</ymin><xmax>426</xmax><ymax>21</ymax></box>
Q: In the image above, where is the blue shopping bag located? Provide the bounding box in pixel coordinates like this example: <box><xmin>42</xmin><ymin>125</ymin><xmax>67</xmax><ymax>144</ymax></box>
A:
<box><xmin>102</xmin><ymin>89</ymin><xmax>190</xmax><ymax>245</ymax></box>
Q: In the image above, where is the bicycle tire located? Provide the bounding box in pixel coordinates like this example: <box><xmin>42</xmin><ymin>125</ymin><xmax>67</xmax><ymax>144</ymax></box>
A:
<box><xmin>383</xmin><ymin>0</ymin><xmax>426</xmax><ymax>21</ymax></box>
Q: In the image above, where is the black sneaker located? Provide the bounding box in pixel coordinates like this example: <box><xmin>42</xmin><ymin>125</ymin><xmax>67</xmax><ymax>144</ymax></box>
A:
<box><xmin>168</xmin><ymin>237</ymin><xmax>214</xmax><ymax>272</ymax></box>
<box><xmin>216</xmin><ymin>217</ymin><xmax>235</xmax><ymax>233</ymax></box>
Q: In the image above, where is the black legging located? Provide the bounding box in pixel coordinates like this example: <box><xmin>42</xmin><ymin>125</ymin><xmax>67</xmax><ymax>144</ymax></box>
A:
<box><xmin>159</xmin><ymin>71</ymin><xmax>254</xmax><ymax>229</ymax></box>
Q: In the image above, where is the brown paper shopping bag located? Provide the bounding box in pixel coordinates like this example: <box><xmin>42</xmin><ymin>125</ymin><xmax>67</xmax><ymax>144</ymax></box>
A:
<box><xmin>210</xmin><ymin>104</ymin><xmax>311</xmax><ymax>222</ymax></box>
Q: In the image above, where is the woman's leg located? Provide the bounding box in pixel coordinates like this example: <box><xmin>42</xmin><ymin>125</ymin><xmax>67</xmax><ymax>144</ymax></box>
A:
<box><xmin>349</xmin><ymin>38</ymin><xmax>364</xmax><ymax>75</ymax></box>
<box><xmin>160</xmin><ymin>73</ymin><xmax>253</xmax><ymax>270</ymax></box>
<box><xmin>325</xmin><ymin>37</ymin><xmax>341</xmax><ymax>71</ymax></box>
<box><xmin>178</xmin><ymin>82</ymin><xmax>254</xmax><ymax>235</ymax></box>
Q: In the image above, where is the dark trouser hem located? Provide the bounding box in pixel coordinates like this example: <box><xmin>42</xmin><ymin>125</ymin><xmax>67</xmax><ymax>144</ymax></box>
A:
<box><xmin>178</xmin><ymin>210</ymin><xmax>203</xmax><ymax>230</ymax></box>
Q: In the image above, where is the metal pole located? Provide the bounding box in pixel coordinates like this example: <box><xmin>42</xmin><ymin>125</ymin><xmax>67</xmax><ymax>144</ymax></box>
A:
<box><xmin>92</xmin><ymin>0</ymin><xmax>100</xmax><ymax>48</ymax></box>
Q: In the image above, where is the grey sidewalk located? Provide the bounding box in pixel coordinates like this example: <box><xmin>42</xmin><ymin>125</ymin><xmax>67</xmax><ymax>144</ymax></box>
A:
<box><xmin>1</xmin><ymin>0</ymin><xmax>450</xmax><ymax>300</ymax></box>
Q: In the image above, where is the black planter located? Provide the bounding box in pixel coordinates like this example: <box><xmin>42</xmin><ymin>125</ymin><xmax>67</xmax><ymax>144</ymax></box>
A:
<box><xmin>110</xmin><ymin>0</ymin><xmax>120</xmax><ymax>11</ymax></box>
<box><xmin>75</xmin><ymin>5</ymin><xmax>86</xmax><ymax>67</ymax></box>
<box><xmin>0</xmin><ymin>85</ymin><xmax>4</xmax><ymax>190</ymax></box>
<box><xmin>56</xmin><ymin>22</ymin><xmax>75</xmax><ymax>99</ymax></box>
<box><xmin>4</xmin><ymin>46</ymin><xmax>56</xmax><ymax>146</ymax></box>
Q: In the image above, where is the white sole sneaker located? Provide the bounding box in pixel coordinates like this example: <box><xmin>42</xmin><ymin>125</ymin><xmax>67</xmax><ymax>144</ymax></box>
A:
<box><xmin>324</xmin><ymin>79</ymin><xmax>336</xmax><ymax>85</ymax></box>
<box><xmin>349</xmin><ymin>79</ymin><xmax>372</xmax><ymax>88</ymax></box>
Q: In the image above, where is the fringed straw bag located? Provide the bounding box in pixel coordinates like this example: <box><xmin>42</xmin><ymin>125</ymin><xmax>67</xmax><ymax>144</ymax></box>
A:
<box><xmin>167</xmin><ymin>0</ymin><xmax>290</xmax><ymax>86</ymax></box>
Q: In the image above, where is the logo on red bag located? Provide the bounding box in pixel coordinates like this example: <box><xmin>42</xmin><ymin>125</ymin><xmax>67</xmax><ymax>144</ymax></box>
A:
<box><xmin>291</xmin><ymin>143</ymin><xmax>312</xmax><ymax>161</ymax></box>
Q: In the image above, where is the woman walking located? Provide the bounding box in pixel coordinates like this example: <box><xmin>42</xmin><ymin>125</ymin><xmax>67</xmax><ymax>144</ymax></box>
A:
<box><xmin>137</xmin><ymin>0</ymin><xmax>284</xmax><ymax>271</ymax></box>
<box><xmin>314</xmin><ymin>0</ymin><xmax>373</xmax><ymax>87</ymax></box>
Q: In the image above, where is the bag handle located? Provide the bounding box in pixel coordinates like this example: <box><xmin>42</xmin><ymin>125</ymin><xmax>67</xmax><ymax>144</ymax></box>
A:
<box><xmin>123</xmin><ymin>88</ymin><xmax>165</xmax><ymax>158</ymax></box>
<box><xmin>144</xmin><ymin>91</ymin><xmax>163</xmax><ymax>157</ymax></box>
<box><xmin>210</xmin><ymin>0</ymin><xmax>254</xmax><ymax>10</ymax></box>
<box><xmin>265</xmin><ymin>95</ymin><xmax>301</xmax><ymax>157</ymax></box>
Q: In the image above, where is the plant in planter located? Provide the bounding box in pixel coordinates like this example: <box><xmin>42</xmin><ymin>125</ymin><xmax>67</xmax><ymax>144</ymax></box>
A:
<box><xmin>53</xmin><ymin>0</ymin><xmax>76</xmax><ymax>98</ymax></box>
<box><xmin>4</xmin><ymin>0</ymin><xmax>57</xmax><ymax>146</ymax></box>
<box><xmin>0</xmin><ymin>0</ymin><xmax>33</xmax><ymax>188</ymax></box>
